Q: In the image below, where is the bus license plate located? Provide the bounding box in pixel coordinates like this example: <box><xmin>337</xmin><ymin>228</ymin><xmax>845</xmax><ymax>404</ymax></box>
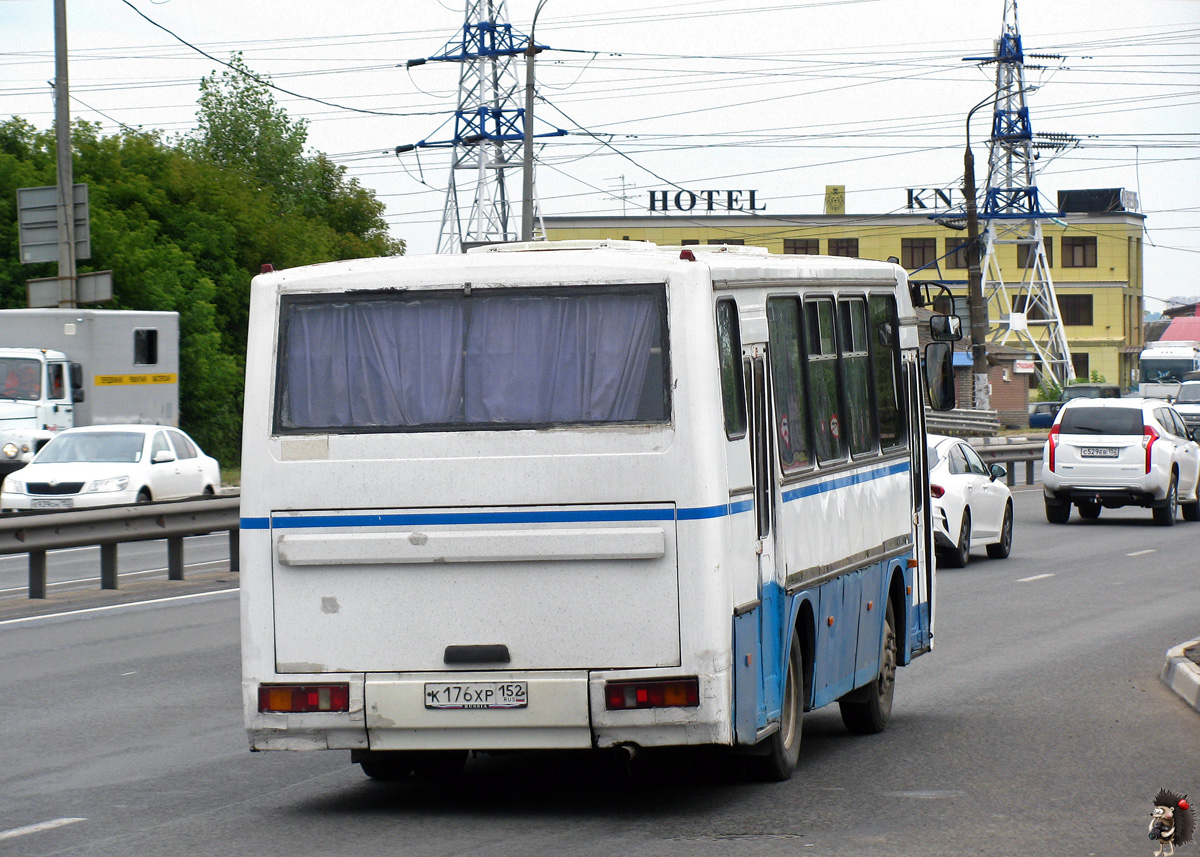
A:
<box><xmin>1080</xmin><ymin>447</ymin><xmax>1119</xmax><ymax>458</ymax></box>
<box><xmin>424</xmin><ymin>681</ymin><xmax>527</xmax><ymax>710</ymax></box>
<box><xmin>31</xmin><ymin>498</ymin><xmax>73</xmax><ymax>509</ymax></box>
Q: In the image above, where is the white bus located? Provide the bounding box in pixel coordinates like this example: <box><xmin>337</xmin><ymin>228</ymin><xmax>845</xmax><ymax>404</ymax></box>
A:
<box><xmin>240</xmin><ymin>241</ymin><xmax>956</xmax><ymax>781</ymax></box>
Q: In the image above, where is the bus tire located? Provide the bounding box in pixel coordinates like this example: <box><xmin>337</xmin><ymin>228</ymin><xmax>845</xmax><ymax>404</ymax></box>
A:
<box><xmin>410</xmin><ymin>749</ymin><xmax>469</xmax><ymax>780</ymax></box>
<box><xmin>839</xmin><ymin>599</ymin><xmax>897</xmax><ymax>735</ymax></box>
<box><xmin>356</xmin><ymin>751</ymin><xmax>414</xmax><ymax>781</ymax></box>
<box><xmin>746</xmin><ymin>632</ymin><xmax>803</xmax><ymax>782</ymax></box>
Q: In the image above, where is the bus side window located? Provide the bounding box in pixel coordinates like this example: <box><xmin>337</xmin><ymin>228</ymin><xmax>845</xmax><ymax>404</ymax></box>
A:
<box><xmin>716</xmin><ymin>299</ymin><xmax>746</xmax><ymax>439</ymax></box>
<box><xmin>766</xmin><ymin>296</ymin><xmax>812</xmax><ymax>472</ymax></box>
<box><xmin>838</xmin><ymin>297</ymin><xmax>877</xmax><ymax>457</ymax></box>
<box><xmin>868</xmin><ymin>295</ymin><xmax>906</xmax><ymax>449</ymax></box>
<box><xmin>804</xmin><ymin>298</ymin><xmax>844</xmax><ymax>463</ymax></box>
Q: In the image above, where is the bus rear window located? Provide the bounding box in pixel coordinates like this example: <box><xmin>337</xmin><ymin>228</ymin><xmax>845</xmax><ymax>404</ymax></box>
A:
<box><xmin>275</xmin><ymin>285</ymin><xmax>670</xmax><ymax>433</ymax></box>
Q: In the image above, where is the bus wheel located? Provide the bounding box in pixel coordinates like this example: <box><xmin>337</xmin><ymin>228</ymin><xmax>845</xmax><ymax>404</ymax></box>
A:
<box><xmin>746</xmin><ymin>633</ymin><xmax>803</xmax><ymax>782</ymax></box>
<box><xmin>410</xmin><ymin>749</ymin><xmax>469</xmax><ymax>780</ymax></box>
<box><xmin>838</xmin><ymin>599</ymin><xmax>897</xmax><ymax>734</ymax></box>
<box><xmin>355</xmin><ymin>750</ymin><xmax>414</xmax><ymax>781</ymax></box>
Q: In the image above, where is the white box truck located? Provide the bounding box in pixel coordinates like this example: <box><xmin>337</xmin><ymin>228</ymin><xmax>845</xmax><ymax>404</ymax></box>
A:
<box><xmin>0</xmin><ymin>309</ymin><xmax>179</xmax><ymax>479</ymax></box>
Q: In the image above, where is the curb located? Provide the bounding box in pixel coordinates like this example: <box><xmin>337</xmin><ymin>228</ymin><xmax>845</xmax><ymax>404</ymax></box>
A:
<box><xmin>1160</xmin><ymin>637</ymin><xmax>1200</xmax><ymax>712</ymax></box>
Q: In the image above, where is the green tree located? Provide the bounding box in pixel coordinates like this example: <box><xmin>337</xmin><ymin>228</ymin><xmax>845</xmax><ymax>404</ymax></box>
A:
<box><xmin>0</xmin><ymin>58</ymin><xmax>404</xmax><ymax>466</ymax></box>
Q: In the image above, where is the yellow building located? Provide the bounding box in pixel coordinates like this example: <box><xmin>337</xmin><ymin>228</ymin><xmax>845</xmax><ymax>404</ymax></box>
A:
<box><xmin>544</xmin><ymin>194</ymin><xmax>1145</xmax><ymax>392</ymax></box>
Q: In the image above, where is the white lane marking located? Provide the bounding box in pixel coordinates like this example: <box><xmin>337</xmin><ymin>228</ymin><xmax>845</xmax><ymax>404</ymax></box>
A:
<box><xmin>1017</xmin><ymin>573</ymin><xmax>1055</xmax><ymax>582</ymax></box>
<box><xmin>0</xmin><ymin>559</ymin><xmax>227</xmax><ymax>596</ymax></box>
<box><xmin>0</xmin><ymin>817</ymin><xmax>86</xmax><ymax>841</ymax></box>
<box><xmin>1127</xmin><ymin>549</ymin><xmax>1156</xmax><ymax>557</ymax></box>
<box><xmin>0</xmin><ymin>587</ymin><xmax>238</xmax><ymax>629</ymax></box>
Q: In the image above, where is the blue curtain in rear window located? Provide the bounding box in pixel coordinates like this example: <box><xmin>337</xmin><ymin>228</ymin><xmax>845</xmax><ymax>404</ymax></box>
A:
<box><xmin>279</xmin><ymin>289</ymin><xmax>663</xmax><ymax>430</ymax></box>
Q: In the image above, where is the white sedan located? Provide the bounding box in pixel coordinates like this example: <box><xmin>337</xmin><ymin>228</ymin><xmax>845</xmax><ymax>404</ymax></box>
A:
<box><xmin>0</xmin><ymin>424</ymin><xmax>220</xmax><ymax>512</ymax></box>
<box><xmin>927</xmin><ymin>433</ymin><xmax>1014</xmax><ymax>567</ymax></box>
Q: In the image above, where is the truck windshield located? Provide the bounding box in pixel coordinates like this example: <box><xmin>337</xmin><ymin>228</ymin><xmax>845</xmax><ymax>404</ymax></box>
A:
<box><xmin>275</xmin><ymin>285</ymin><xmax>670</xmax><ymax>433</ymax></box>
<box><xmin>0</xmin><ymin>358</ymin><xmax>42</xmax><ymax>401</ymax></box>
<box><xmin>37</xmin><ymin>431</ymin><xmax>145</xmax><ymax>463</ymax></box>
<box><xmin>1141</xmin><ymin>359</ymin><xmax>1196</xmax><ymax>383</ymax></box>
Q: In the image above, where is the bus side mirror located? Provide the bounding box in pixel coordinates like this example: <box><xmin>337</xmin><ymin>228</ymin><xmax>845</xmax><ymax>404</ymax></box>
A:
<box><xmin>925</xmin><ymin>342</ymin><xmax>956</xmax><ymax>411</ymax></box>
<box><xmin>929</xmin><ymin>315</ymin><xmax>962</xmax><ymax>342</ymax></box>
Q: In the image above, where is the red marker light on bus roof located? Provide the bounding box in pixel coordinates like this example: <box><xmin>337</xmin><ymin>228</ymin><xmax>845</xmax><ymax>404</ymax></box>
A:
<box><xmin>679</xmin><ymin>249</ymin><xmax>696</xmax><ymax>261</ymax></box>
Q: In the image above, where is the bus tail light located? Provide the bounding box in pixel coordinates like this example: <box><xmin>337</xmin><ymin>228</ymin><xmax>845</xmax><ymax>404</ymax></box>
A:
<box><xmin>1143</xmin><ymin>424</ymin><xmax>1158</xmax><ymax>473</ymax></box>
<box><xmin>605</xmin><ymin>677</ymin><xmax>699</xmax><ymax>710</ymax></box>
<box><xmin>930</xmin><ymin>483</ymin><xmax>945</xmax><ymax>499</ymax></box>
<box><xmin>258</xmin><ymin>684</ymin><xmax>350</xmax><ymax>713</ymax></box>
<box><xmin>1047</xmin><ymin>424</ymin><xmax>1060</xmax><ymax>472</ymax></box>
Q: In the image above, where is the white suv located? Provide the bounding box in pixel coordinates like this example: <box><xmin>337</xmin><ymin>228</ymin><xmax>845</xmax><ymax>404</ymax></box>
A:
<box><xmin>1042</xmin><ymin>397</ymin><xmax>1200</xmax><ymax>526</ymax></box>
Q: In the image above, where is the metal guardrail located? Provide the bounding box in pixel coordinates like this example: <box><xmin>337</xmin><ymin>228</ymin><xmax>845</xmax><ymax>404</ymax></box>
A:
<box><xmin>0</xmin><ymin>495</ymin><xmax>240</xmax><ymax>599</ymax></box>
<box><xmin>925</xmin><ymin>408</ymin><xmax>1002</xmax><ymax>437</ymax></box>
<box><xmin>973</xmin><ymin>441</ymin><xmax>1045</xmax><ymax>487</ymax></box>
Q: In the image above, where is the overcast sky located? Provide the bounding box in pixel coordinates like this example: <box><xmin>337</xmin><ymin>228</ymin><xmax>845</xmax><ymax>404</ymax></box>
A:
<box><xmin>4</xmin><ymin>0</ymin><xmax>1198</xmax><ymax>305</ymax></box>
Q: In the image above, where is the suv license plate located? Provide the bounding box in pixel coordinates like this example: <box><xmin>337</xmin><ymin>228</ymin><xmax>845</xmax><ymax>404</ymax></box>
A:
<box><xmin>424</xmin><ymin>681</ymin><xmax>528</xmax><ymax>710</ymax></box>
<box><xmin>1080</xmin><ymin>447</ymin><xmax>1119</xmax><ymax>458</ymax></box>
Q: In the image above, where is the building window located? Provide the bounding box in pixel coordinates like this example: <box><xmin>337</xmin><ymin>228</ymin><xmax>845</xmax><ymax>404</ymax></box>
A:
<box><xmin>707</xmin><ymin>238</ymin><xmax>744</xmax><ymax>245</ymax></box>
<box><xmin>134</xmin><ymin>329</ymin><xmax>159</xmax><ymax>365</ymax></box>
<box><xmin>901</xmin><ymin>238</ymin><xmax>937</xmax><ymax>270</ymax></box>
<box><xmin>1062</xmin><ymin>236</ymin><xmax>1097</xmax><ymax>268</ymax></box>
<box><xmin>1058</xmin><ymin>294</ymin><xmax>1094</xmax><ymax>326</ymax></box>
<box><xmin>783</xmin><ymin>238</ymin><xmax>819</xmax><ymax>255</ymax></box>
<box><xmin>1018</xmin><ymin>238</ymin><xmax>1053</xmax><ymax>268</ymax></box>
<box><xmin>945</xmin><ymin>238</ymin><xmax>969</xmax><ymax>269</ymax></box>
<box><xmin>1071</xmin><ymin>352</ymin><xmax>1089</xmax><ymax>379</ymax></box>
<box><xmin>680</xmin><ymin>239</ymin><xmax>699</xmax><ymax>246</ymax></box>
<box><xmin>827</xmin><ymin>238</ymin><xmax>858</xmax><ymax>258</ymax></box>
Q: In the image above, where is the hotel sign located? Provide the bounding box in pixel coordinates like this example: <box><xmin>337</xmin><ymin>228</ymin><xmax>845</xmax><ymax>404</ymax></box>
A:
<box><xmin>649</xmin><ymin>189</ymin><xmax>766</xmax><ymax>213</ymax></box>
<box><xmin>906</xmin><ymin>188</ymin><xmax>963</xmax><ymax>211</ymax></box>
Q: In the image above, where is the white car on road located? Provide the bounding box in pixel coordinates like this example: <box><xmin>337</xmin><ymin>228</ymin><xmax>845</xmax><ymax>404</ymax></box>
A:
<box><xmin>927</xmin><ymin>433</ymin><xmax>1014</xmax><ymax>567</ymax></box>
<box><xmin>1042</xmin><ymin>398</ymin><xmax>1200</xmax><ymax>526</ymax></box>
<box><xmin>0</xmin><ymin>424</ymin><xmax>220</xmax><ymax>512</ymax></box>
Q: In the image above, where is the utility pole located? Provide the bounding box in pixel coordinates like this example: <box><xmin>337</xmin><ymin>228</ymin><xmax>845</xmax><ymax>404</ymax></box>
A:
<box><xmin>520</xmin><ymin>1</ymin><xmax>549</xmax><ymax>242</ymax></box>
<box><xmin>963</xmin><ymin>94</ymin><xmax>995</xmax><ymax>412</ymax></box>
<box><xmin>53</xmin><ymin>0</ymin><xmax>76</xmax><ymax>307</ymax></box>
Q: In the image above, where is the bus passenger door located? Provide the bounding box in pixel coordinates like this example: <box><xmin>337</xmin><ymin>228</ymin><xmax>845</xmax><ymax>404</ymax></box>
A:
<box><xmin>904</xmin><ymin>355</ymin><xmax>933</xmax><ymax>653</ymax></box>
<box><xmin>747</xmin><ymin>353</ymin><xmax>782</xmax><ymax>728</ymax></box>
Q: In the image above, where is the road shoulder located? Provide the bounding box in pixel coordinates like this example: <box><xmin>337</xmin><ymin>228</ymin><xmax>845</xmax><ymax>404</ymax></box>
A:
<box><xmin>0</xmin><ymin>570</ymin><xmax>238</xmax><ymax>624</ymax></box>
<box><xmin>1161</xmin><ymin>637</ymin><xmax>1200</xmax><ymax>713</ymax></box>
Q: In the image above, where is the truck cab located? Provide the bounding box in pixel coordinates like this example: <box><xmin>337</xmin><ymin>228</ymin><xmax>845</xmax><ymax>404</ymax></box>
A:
<box><xmin>0</xmin><ymin>348</ymin><xmax>82</xmax><ymax>477</ymax></box>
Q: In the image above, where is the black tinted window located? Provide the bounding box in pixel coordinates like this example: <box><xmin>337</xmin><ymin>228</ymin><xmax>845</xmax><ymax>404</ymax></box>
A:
<box><xmin>1059</xmin><ymin>407</ymin><xmax>1143</xmax><ymax>435</ymax></box>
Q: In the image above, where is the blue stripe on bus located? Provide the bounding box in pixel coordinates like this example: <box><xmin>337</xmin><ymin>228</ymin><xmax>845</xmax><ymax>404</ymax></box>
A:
<box><xmin>239</xmin><ymin>461</ymin><xmax>907</xmax><ymax>530</ymax></box>
<box><xmin>781</xmin><ymin>460</ymin><xmax>910</xmax><ymax>504</ymax></box>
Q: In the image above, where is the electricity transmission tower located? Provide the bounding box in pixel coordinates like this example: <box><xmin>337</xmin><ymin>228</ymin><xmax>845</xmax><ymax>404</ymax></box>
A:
<box><xmin>398</xmin><ymin>0</ymin><xmax>564</xmax><ymax>253</ymax></box>
<box><xmin>970</xmin><ymin>0</ymin><xmax>1075</xmax><ymax>390</ymax></box>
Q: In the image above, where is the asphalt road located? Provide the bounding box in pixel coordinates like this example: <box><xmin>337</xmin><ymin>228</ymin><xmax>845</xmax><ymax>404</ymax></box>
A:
<box><xmin>1</xmin><ymin>486</ymin><xmax>1197</xmax><ymax>857</ymax></box>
